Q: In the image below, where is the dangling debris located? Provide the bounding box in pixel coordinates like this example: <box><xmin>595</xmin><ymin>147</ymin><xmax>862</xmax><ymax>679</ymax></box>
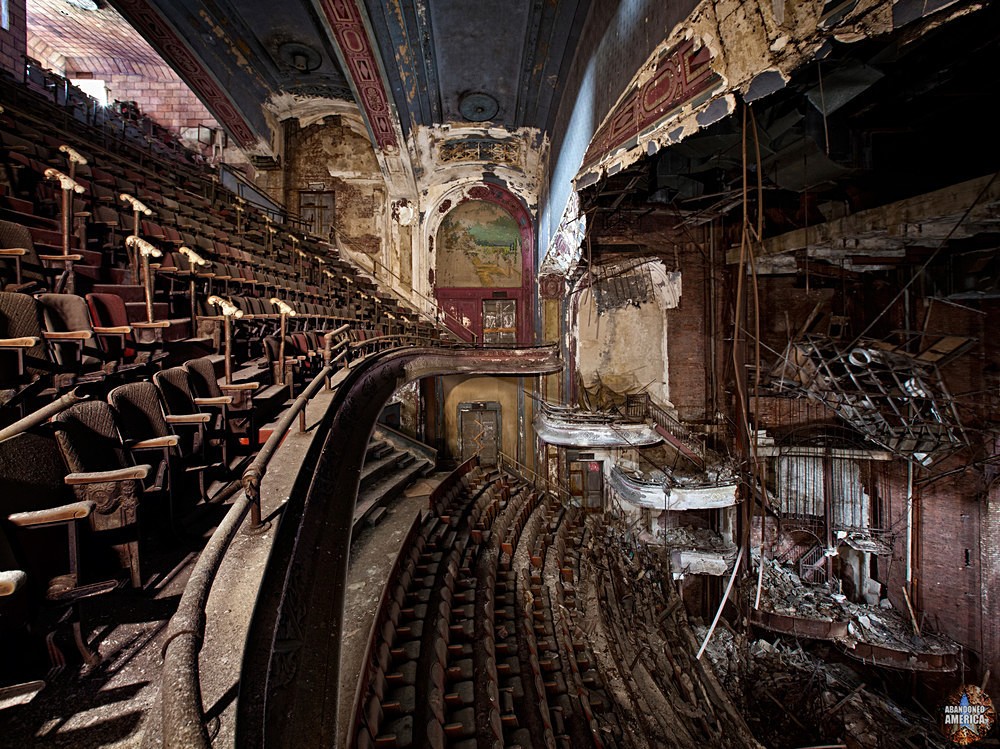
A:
<box><xmin>768</xmin><ymin>333</ymin><xmax>971</xmax><ymax>464</ymax></box>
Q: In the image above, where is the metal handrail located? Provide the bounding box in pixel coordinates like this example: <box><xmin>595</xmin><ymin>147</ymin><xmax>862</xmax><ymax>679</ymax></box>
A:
<box><xmin>157</xmin><ymin>365</ymin><xmax>333</xmax><ymax>749</ymax></box>
<box><xmin>0</xmin><ymin>387</ymin><xmax>87</xmax><ymax>442</ymax></box>
<box><xmin>497</xmin><ymin>451</ymin><xmax>576</xmax><ymax>508</ymax></box>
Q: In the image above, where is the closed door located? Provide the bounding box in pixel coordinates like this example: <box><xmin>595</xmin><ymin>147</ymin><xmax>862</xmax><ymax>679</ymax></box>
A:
<box><xmin>459</xmin><ymin>402</ymin><xmax>501</xmax><ymax>466</ymax></box>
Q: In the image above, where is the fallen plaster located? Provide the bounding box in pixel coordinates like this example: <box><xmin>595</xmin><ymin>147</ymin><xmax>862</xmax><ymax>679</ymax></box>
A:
<box><xmin>752</xmin><ymin>554</ymin><xmax>960</xmax><ymax>669</ymax></box>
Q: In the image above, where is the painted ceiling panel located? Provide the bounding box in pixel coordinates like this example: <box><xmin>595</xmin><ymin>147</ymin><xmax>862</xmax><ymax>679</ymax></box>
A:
<box><xmin>429</xmin><ymin>0</ymin><xmax>531</xmax><ymax>126</ymax></box>
<box><xmin>109</xmin><ymin>0</ymin><xmax>355</xmax><ymax>146</ymax></box>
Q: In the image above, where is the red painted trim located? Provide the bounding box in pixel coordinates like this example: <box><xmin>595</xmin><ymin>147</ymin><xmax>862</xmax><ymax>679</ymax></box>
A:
<box><xmin>318</xmin><ymin>0</ymin><xmax>398</xmax><ymax>152</ymax></box>
<box><xmin>582</xmin><ymin>38</ymin><xmax>720</xmax><ymax>171</ymax></box>
<box><xmin>433</xmin><ymin>184</ymin><xmax>536</xmax><ymax>345</ymax></box>
<box><xmin>110</xmin><ymin>0</ymin><xmax>259</xmax><ymax>148</ymax></box>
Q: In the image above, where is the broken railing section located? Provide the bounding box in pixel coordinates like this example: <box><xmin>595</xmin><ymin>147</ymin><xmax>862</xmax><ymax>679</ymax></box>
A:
<box><xmin>625</xmin><ymin>392</ymin><xmax>705</xmax><ymax>467</ymax></box>
<box><xmin>768</xmin><ymin>332</ymin><xmax>971</xmax><ymax>464</ymax></box>
<box><xmin>606</xmin><ymin>465</ymin><xmax>739</xmax><ymax>578</ymax></box>
<box><xmin>750</xmin><ymin>554</ymin><xmax>960</xmax><ymax>672</ymax></box>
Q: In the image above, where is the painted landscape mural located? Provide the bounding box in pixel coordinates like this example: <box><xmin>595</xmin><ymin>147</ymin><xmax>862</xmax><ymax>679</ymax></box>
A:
<box><xmin>437</xmin><ymin>200</ymin><xmax>522</xmax><ymax>288</ymax></box>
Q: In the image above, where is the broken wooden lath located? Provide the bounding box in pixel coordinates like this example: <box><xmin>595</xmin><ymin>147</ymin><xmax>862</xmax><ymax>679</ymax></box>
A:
<box><xmin>592</xmin><ymin>259</ymin><xmax>655</xmax><ymax>313</ymax></box>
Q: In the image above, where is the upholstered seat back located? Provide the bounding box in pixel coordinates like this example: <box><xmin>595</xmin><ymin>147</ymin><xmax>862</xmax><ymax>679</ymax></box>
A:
<box><xmin>0</xmin><ymin>291</ymin><xmax>49</xmax><ymax>384</ymax></box>
<box><xmin>0</xmin><ymin>429</ymin><xmax>73</xmax><ymax>515</ymax></box>
<box><xmin>52</xmin><ymin>401</ymin><xmax>127</xmax><ymax>474</ymax></box>
<box><xmin>108</xmin><ymin>381</ymin><xmax>171</xmax><ymax>443</ymax></box>
<box><xmin>37</xmin><ymin>293</ymin><xmax>100</xmax><ymax>369</ymax></box>
<box><xmin>152</xmin><ymin>367</ymin><xmax>197</xmax><ymax>416</ymax></box>
<box><xmin>183</xmin><ymin>357</ymin><xmax>222</xmax><ymax>400</ymax></box>
<box><xmin>0</xmin><ymin>220</ymin><xmax>45</xmax><ymax>291</ymax></box>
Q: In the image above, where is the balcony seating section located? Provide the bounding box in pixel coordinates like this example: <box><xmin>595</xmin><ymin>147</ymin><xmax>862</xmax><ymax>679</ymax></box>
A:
<box><xmin>0</xmin><ymin>56</ymin><xmax>456</xmax><ymax>713</ymax></box>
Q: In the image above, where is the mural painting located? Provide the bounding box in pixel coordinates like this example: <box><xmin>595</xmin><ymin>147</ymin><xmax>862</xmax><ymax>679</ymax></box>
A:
<box><xmin>437</xmin><ymin>200</ymin><xmax>522</xmax><ymax>288</ymax></box>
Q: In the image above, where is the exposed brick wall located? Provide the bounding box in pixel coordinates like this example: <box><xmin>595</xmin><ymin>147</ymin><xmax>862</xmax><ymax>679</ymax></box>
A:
<box><xmin>669</xmin><ymin>237</ymin><xmax>710</xmax><ymax>423</ymax></box>
<box><xmin>24</xmin><ymin>0</ymin><xmax>218</xmax><ymax>132</ymax></box>
<box><xmin>750</xmin><ymin>265</ymin><xmax>996</xmax><ymax>684</ymax></box>
<box><xmin>103</xmin><ymin>73</ymin><xmax>215</xmax><ymax>132</ymax></box>
<box><xmin>0</xmin><ymin>0</ymin><xmax>27</xmax><ymax>81</ymax></box>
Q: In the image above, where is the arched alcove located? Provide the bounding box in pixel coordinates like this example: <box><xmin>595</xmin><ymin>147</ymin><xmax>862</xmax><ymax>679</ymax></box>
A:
<box><xmin>431</xmin><ymin>184</ymin><xmax>534</xmax><ymax>344</ymax></box>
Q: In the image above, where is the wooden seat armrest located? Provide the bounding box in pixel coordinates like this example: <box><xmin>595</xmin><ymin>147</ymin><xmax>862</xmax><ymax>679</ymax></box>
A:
<box><xmin>129</xmin><ymin>435</ymin><xmax>179</xmax><ymax>449</ymax></box>
<box><xmin>0</xmin><ymin>337</ymin><xmax>39</xmax><ymax>348</ymax></box>
<box><xmin>0</xmin><ymin>248</ymin><xmax>27</xmax><ymax>256</ymax></box>
<box><xmin>221</xmin><ymin>382</ymin><xmax>260</xmax><ymax>392</ymax></box>
<box><xmin>64</xmin><ymin>466</ymin><xmax>150</xmax><ymax>485</ymax></box>
<box><xmin>8</xmin><ymin>500</ymin><xmax>97</xmax><ymax>526</ymax></box>
<box><xmin>0</xmin><ymin>569</ymin><xmax>27</xmax><ymax>597</ymax></box>
<box><xmin>42</xmin><ymin>330</ymin><xmax>92</xmax><ymax>340</ymax></box>
<box><xmin>194</xmin><ymin>396</ymin><xmax>233</xmax><ymax>406</ymax></box>
<box><xmin>165</xmin><ymin>413</ymin><xmax>212</xmax><ymax>424</ymax></box>
<box><xmin>94</xmin><ymin>326</ymin><xmax>132</xmax><ymax>335</ymax></box>
<box><xmin>38</xmin><ymin>254</ymin><xmax>83</xmax><ymax>262</ymax></box>
<box><xmin>132</xmin><ymin>321</ymin><xmax>171</xmax><ymax>329</ymax></box>
<box><xmin>199</xmin><ymin>315</ymin><xmax>225</xmax><ymax>321</ymax></box>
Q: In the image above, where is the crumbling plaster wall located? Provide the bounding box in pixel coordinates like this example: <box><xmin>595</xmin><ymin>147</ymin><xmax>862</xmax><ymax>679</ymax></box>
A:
<box><xmin>284</xmin><ymin>117</ymin><xmax>386</xmax><ymax>260</ymax></box>
<box><xmin>575</xmin><ymin>286</ymin><xmax>671</xmax><ymax>407</ymax></box>
<box><xmin>412</xmin><ymin>124</ymin><xmax>544</xmax><ymax>312</ymax></box>
<box><xmin>577</xmin><ymin>0</ymin><xmax>980</xmax><ymax>183</ymax></box>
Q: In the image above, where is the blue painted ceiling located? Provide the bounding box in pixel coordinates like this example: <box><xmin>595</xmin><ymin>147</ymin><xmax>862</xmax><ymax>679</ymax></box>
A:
<box><xmin>108</xmin><ymin>0</ymin><xmax>591</xmax><ymax>146</ymax></box>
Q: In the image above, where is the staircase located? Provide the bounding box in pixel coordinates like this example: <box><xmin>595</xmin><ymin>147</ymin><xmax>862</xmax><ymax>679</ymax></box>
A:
<box><xmin>797</xmin><ymin>544</ymin><xmax>828</xmax><ymax>583</ymax></box>
<box><xmin>353</xmin><ymin>428</ymin><xmax>435</xmax><ymax>530</ymax></box>
<box><xmin>625</xmin><ymin>393</ymin><xmax>705</xmax><ymax>468</ymax></box>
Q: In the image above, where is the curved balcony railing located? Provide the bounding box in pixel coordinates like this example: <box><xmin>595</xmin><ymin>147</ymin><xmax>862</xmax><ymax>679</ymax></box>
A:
<box><xmin>153</xmin><ymin>340</ymin><xmax>562</xmax><ymax>748</ymax></box>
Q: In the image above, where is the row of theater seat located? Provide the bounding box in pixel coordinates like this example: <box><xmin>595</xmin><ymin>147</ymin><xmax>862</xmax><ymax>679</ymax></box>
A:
<box><xmin>2</xmin><ymin>99</ymin><xmax>415</xmax><ymax>331</ymax></box>
<box><xmin>15</xmin><ymin>61</ymin><xmax>209</xmax><ymax>173</ymax></box>
<box><xmin>353</xmin><ymin>464</ymin><xmax>494</xmax><ymax>748</ymax></box>
<box><xmin>0</xmin><ymin>354</ymin><xmax>256</xmax><ymax>683</ymax></box>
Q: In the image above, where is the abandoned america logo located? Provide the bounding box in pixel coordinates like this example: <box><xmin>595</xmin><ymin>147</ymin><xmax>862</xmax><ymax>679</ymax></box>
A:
<box><xmin>941</xmin><ymin>685</ymin><xmax>995</xmax><ymax>744</ymax></box>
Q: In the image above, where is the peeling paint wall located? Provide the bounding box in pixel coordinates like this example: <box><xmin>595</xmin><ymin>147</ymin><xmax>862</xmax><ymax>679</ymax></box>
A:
<box><xmin>284</xmin><ymin>117</ymin><xmax>386</xmax><ymax>258</ymax></box>
<box><xmin>574</xmin><ymin>279</ymin><xmax>673</xmax><ymax>408</ymax></box>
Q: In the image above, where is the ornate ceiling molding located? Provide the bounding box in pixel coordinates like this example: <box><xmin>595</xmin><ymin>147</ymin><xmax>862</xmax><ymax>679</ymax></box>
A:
<box><xmin>581</xmin><ymin>37</ymin><xmax>720</xmax><ymax>173</ymax></box>
<box><xmin>317</xmin><ymin>0</ymin><xmax>399</xmax><ymax>152</ymax></box>
<box><xmin>109</xmin><ymin>0</ymin><xmax>261</xmax><ymax>148</ymax></box>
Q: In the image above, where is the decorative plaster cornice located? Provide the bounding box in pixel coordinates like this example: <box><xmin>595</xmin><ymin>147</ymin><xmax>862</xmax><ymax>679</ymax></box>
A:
<box><xmin>317</xmin><ymin>0</ymin><xmax>399</xmax><ymax>153</ymax></box>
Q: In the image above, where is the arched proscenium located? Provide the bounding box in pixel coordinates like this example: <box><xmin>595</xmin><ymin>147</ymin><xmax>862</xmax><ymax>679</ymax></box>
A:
<box><xmin>237</xmin><ymin>344</ymin><xmax>562</xmax><ymax>747</ymax></box>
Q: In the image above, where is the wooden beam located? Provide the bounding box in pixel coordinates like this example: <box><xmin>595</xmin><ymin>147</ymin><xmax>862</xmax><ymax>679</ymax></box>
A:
<box><xmin>727</xmin><ymin>174</ymin><xmax>1000</xmax><ymax>264</ymax></box>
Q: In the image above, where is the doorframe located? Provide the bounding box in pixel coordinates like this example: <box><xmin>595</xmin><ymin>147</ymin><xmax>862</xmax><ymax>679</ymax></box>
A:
<box><xmin>458</xmin><ymin>400</ymin><xmax>502</xmax><ymax>465</ymax></box>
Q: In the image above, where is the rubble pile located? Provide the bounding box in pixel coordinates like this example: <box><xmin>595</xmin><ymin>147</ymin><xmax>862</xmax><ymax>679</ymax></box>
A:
<box><xmin>659</xmin><ymin>525</ymin><xmax>737</xmax><ymax>554</ymax></box>
<box><xmin>585</xmin><ymin>520</ymin><xmax>765</xmax><ymax>749</ymax></box>
<box><xmin>740</xmin><ymin>637</ymin><xmax>950</xmax><ymax>749</ymax></box>
<box><xmin>754</xmin><ymin>556</ymin><xmax>958</xmax><ymax>659</ymax></box>
<box><xmin>755</xmin><ymin>556</ymin><xmax>847</xmax><ymax>621</ymax></box>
